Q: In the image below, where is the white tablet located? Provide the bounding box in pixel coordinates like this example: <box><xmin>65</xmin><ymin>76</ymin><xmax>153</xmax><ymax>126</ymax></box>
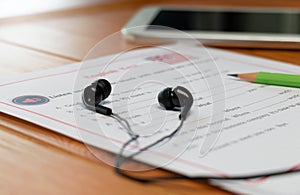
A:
<box><xmin>122</xmin><ymin>6</ymin><xmax>300</xmax><ymax>48</ymax></box>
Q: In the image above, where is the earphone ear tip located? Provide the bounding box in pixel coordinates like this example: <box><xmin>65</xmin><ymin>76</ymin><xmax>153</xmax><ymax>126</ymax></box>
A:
<box><xmin>95</xmin><ymin>79</ymin><xmax>112</xmax><ymax>99</ymax></box>
<box><xmin>83</xmin><ymin>79</ymin><xmax>112</xmax><ymax>108</ymax></box>
<box><xmin>158</xmin><ymin>87</ymin><xmax>174</xmax><ymax>110</ymax></box>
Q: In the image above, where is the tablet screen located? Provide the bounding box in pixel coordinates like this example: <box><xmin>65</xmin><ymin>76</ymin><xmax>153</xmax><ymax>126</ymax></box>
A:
<box><xmin>148</xmin><ymin>10</ymin><xmax>300</xmax><ymax>34</ymax></box>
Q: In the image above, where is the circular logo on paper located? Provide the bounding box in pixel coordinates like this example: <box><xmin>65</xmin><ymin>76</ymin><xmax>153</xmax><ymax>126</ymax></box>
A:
<box><xmin>12</xmin><ymin>95</ymin><xmax>49</xmax><ymax>106</ymax></box>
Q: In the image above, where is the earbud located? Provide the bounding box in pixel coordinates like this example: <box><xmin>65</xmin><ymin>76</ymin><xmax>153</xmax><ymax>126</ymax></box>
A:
<box><xmin>82</xmin><ymin>79</ymin><xmax>112</xmax><ymax>115</ymax></box>
<box><xmin>83</xmin><ymin>79</ymin><xmax>193</xmax><ymax>119</ymax></box>
<box><xmin>158</xmin><ymin>86</ymin><xmax>193</xmax><ymax>120</ymax></box>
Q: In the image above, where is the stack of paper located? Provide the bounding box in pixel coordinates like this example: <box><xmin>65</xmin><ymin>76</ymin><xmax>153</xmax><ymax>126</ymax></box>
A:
<box><xmin>1</xmin><ymin>44</ymin><xmax>299</xmax><ymax>194</ymax></box>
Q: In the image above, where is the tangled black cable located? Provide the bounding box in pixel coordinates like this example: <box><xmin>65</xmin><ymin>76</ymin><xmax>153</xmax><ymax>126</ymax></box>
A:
<box><xmin>113</xmin><ymin>113</ymin><xmax>184</xmax><ymax>183</ymax></box>
<box><xmin>111</xmin><ymin>113</ymin><xmax>300</xmax><ymax>183</ymax></box>
<box><xmin>82</xmin><ymin>79</ymin><xmax>300</xmax><ymax>183</ymax></box>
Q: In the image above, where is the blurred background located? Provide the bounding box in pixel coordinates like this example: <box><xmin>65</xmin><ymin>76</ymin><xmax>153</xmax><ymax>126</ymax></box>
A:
<box><xmin>1</xmin><ymin>0</ymin><xmax>299</xmax><ymax>76</ymax></box>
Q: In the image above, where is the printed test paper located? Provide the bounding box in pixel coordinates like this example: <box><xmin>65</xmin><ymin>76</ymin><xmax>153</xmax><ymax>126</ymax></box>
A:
<box><xmin>0</xmin><ymin>44</ymin><xmax>300</xmax><ymax>194</ymax></box>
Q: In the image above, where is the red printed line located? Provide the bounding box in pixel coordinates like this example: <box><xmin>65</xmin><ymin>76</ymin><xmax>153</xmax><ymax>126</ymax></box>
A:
<box><xmin>289</xmin><ymin>163</ymin><xmax>300</xmax><ymax>171</ymax></box>
<box><xmin>0</xmin><ymin>101</ymin><xmax>124</xmax><ymax>144</ymax></box>
<box><xmin>1</xmin><ymin>50</ymin><xmax>299</xmax><ymax>182</ymax></box>
<box><xmin>244</xmin><ymin>162</ymin><xmax>300</xmax><ymax>186</ymax></box>
<box><xmin>0</xmin><ymin>101</ymin><xmax>228</xmax><ymax>177</ymax></box>
<box><xmin>0</xmin><ymin>69</ymin><xmax>80</xmax><ymax>87</ymax></box>
<box><xmin>245</xmin><ymin>176</ymin><xmax>269</xmax><ymax>185</ymax></box>
<box><xmin>0</xmin><ymin>51</ymin><xmax>160</xmax><ymax>87</ymax></box>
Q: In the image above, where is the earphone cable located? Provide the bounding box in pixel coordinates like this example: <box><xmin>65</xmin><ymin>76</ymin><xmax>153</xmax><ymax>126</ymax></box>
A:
<box><xmin>114</xmin><ymin>116</ymin><xmax>185</xmax><ymax>182</ymax></box>
<box><xmin>82</xmin><ymin>80</ymin><xmax>300</xmax><ymax>183</ymax></box>
<box><xmin>111</xmin><ymin>113</ymin><xmax>138</xmax><ymax>139</ymax></box>
<box><xmin>112</xmin><ymin>114</ymin><xmax>300</xmax><ymax>183</ymax></box>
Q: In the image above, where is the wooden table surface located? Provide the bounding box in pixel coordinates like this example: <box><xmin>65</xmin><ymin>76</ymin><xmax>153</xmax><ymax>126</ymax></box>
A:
<box><xmin>0</xmin><ymin>0</ymin><xmax>299</xmax><ymax>194</ymax></box>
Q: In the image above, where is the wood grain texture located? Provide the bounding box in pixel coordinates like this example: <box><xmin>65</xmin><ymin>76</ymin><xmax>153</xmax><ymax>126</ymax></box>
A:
<box><xmin>0</xmin><ymin>10</ymin><xmax>145</xmax><ymax>60</ymax></box>
<box><xmin>0</xmin><ymin>0</ymin><xmax>164</xmax><ymax>60</ymax></box>
<box><xmin>0</xmin><ymin>119</ymin><xmax>233</xmax><ymax>195</ymax></box>
<box><xmin>0</xmin><ymin>42</ymin><xmax>74</xmax><ymax>77</ymax></box>
<box><xmin>0</xmin><ymin>0</ymin><xmax>300</xmax><ymax>61</ymax></box>
<box><xmin>0</xmin><ymin>0</ymin><xmax>130</xmax><ymax>23</ymax></box>
<box><xmin>0</xmin><ymin>0</ymin><xmax>300</xmax><ymax>194</ymax></box>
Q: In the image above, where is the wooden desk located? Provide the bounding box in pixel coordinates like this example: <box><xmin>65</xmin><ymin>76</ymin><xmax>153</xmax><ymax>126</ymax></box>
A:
<box><xmin>0</xmin><ymin>0</ymin><xmax>299</xmax><ymax>194</ymax></box>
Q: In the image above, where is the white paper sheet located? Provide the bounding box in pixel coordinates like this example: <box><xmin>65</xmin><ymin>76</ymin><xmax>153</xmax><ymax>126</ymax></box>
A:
<box><xmin>212</xmin><ymin>172</ymin><xmax>300</xmax><ymax>195</ymax></box>
<box><xmin>1</xmin><ymin>44</ymin><xmax>300</xmax><ymax>193</ymax></box>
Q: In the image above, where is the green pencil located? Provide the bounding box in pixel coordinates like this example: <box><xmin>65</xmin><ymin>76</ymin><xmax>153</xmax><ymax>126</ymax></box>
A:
<box><xmin>228</xmin><ymin>72</ymin><xmax>300</xmax><ymax>88</ymax></box>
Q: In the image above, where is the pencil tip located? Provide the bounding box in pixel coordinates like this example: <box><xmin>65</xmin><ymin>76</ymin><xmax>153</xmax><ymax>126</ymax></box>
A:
<box><xmin>227</xmin><ymin>74</ymin><xmax>238</xmax><ymax>77</ymax></box>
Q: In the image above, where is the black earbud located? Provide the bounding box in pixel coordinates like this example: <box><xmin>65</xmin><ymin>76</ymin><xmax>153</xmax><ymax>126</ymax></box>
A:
<box><xmin>83</xmin><ymin>79</ymin><xmax>193</xmax><ymax>119</ymax></box>
<box><xmin>82</xmin><ymin>79</ymin><xmax>112</xmax><ymax>115</ymax></box>
<box><xmin>158</xmin><ymin>86</ymin><xmax>193</xmax><ymax>120</ymax></box>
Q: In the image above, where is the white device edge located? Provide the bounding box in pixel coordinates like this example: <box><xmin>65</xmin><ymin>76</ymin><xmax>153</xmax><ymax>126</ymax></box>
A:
<box><xmin>121</xmin><ymin>6</ymin><xmax>300</xmax><ymax>48</ymax></box>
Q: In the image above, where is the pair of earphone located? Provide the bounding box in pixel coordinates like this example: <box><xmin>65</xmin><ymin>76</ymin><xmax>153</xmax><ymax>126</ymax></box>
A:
<box><xmin>82</xmin><ymin>79</ymin><xmax>196</xmax><ymax>182</ymax></box>
<box><xmin>82</xmin><ymin>79</ymin><xmax>300</xmax><ymax>183</ymax></box>
<box><xmin>82</xmin><ymin>79</ymin><xmax>193</xmax><ymax>119</ymax></box>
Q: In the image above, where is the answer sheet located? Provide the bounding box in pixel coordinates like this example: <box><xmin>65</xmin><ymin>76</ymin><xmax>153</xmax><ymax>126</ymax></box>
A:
<box><xmin>0</xmin><ymin>44</ymin><xmax>300</xmax><ymax>194</ymax></box>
